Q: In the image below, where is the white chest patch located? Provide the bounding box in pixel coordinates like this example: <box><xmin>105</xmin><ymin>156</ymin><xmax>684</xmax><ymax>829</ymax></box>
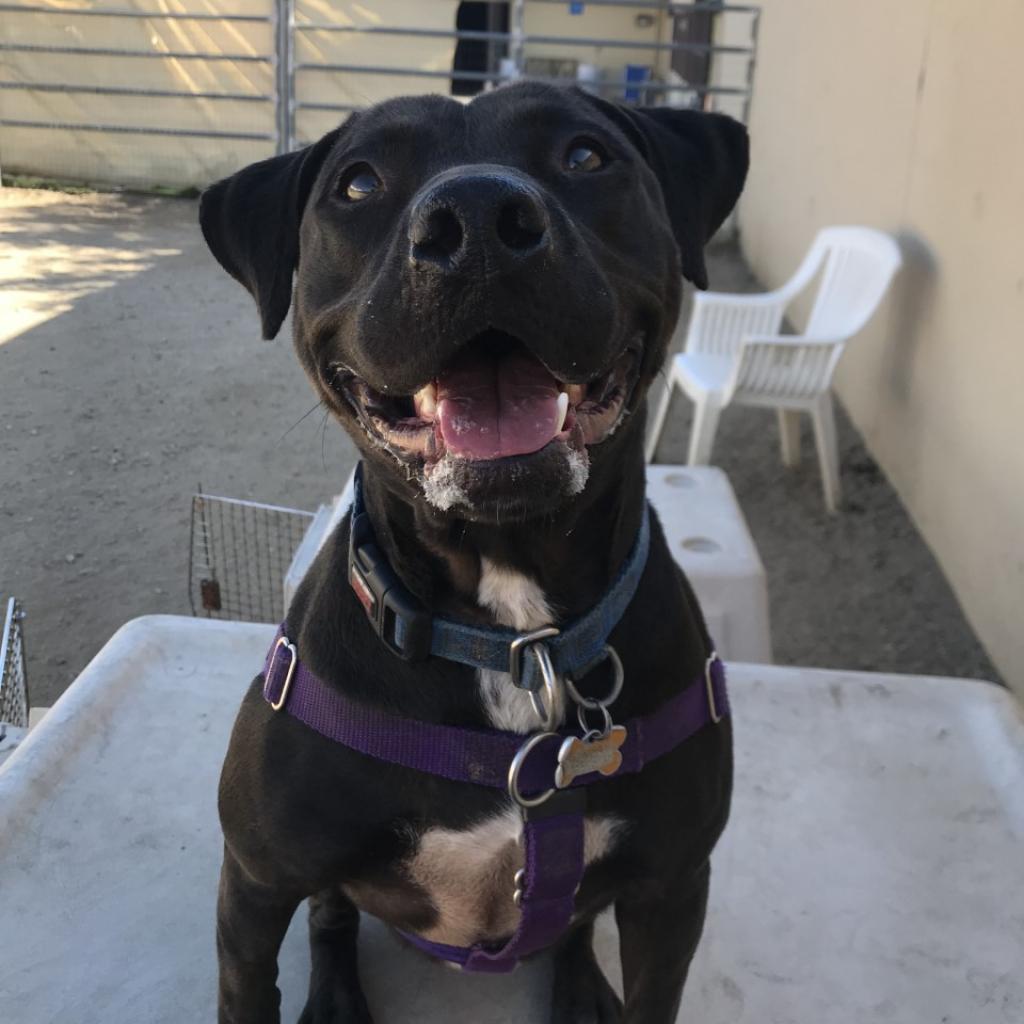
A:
<box><xmin>477</xmin><ymin>557</ymin><xmax>553</xmax><ymax>633</ymax></box>
<box><xmin>401</xmin><ymin>558</ymin><xmax>625</xmax><ymax>949</ymax></box>
<box><xmin>408</xmin><ymin>807</ymin><xmax>625</xmax><ymax>947</ymax></box>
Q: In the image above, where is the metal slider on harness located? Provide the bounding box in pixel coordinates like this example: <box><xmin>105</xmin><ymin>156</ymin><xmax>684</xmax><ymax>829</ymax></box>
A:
<box><xmin>263</xmin><ymin>636</ymin><xmax>298</xmax><ymax>711</ymax></box>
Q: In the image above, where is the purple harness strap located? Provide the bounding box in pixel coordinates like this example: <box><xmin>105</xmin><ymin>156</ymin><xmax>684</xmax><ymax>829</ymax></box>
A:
<box><xmin>261</xmin><ymin>629</ymin><xmax>728</xmax><ymax>972</ymax></box>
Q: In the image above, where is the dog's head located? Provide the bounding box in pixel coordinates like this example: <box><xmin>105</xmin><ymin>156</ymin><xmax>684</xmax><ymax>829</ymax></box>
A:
<box><xmin>200</xmin><ymin>84</ymin><xmax>747</xmax><ymax>523</ymax></box>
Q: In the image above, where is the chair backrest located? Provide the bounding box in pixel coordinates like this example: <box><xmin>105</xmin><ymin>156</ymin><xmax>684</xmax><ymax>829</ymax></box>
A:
<box><xmin>730</xmin><ymin>228</ymin><xmax>902</xmax><ymax>403</ymax></box>
<box><xmin>801</xmin><ymin>226</ymin><xmax>903</xmax><ymax>339</ymax></box>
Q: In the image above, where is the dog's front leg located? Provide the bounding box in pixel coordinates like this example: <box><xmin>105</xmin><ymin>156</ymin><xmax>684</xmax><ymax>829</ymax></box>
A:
<box><xmin>614</xmin><ymin>863</ymin><xmax>711</xmax><ymax>1024</ymax></box>
<box><xmin>217</xmin><ymin>848</ymin><xmax>303</xmax><ymax>1024</ymax></box>
<box><xmin>298</xmin><ymin>888</ymin><xmax>373</xmax><ymax>1024</ymax></box>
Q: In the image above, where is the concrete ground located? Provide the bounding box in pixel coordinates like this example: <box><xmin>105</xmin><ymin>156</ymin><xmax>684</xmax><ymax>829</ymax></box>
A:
<box><xmin>0</xmin><ymin>188</ymin><xmax>999</xmax><ymax>706</ymax></box>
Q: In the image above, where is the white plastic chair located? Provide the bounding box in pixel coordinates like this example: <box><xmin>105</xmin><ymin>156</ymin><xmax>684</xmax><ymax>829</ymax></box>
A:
<box><xmin>646</xmin><ymin>227</ymin><xmax>902</xmax><ymax>511</ymax></box>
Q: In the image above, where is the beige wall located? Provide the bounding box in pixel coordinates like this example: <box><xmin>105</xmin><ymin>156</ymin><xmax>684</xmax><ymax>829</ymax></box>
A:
<box><xmin>740</xmin><ymin>0</ymin><xmax>1024</xmax><ymax>693</ymax></box>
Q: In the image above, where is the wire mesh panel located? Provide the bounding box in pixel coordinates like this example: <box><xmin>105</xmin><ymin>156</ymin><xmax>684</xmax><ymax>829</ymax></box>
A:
<box><xmin>189</xmin><ymin>494</ymin><xmax>314</xmax><ymax>624</ymax></box>
<box><xmin>0</xmin><ymin>597</ymin><xmax>29</xmax><ymax>730</ymax></box>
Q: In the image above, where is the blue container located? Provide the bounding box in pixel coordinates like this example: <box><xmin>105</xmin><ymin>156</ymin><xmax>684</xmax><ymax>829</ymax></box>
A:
<box><xmin>624</xmin><ymin>64</ymin><xmax>651</xmax><ymax>104</ymax></box>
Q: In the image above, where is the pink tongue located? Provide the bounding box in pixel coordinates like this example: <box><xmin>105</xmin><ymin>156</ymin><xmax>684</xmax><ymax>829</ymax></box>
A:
<box><xmin>436</xmin><ymin>348</ymin><xmax>561</xmax><ymax>460</ymax></box>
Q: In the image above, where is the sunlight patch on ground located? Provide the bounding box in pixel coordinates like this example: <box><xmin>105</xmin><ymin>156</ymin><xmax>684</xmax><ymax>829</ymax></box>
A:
<box><xmin>0</xmin><ymin>191</ymin><xmax>182</xmax><ymax>345</ymax></box>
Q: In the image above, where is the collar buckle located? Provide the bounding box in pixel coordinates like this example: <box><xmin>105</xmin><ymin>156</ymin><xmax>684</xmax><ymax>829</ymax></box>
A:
<box><xmin>349</xmin><ymin>519</ymin><xmax>432</xmax><ymax>662</ymax></box>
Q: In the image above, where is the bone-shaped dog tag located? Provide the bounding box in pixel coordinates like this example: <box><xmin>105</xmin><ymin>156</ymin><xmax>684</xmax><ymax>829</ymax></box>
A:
<box><xmin>554</xmin><ymin>725</ymin><xmax>627</xmax><ymax>789</ymax></box>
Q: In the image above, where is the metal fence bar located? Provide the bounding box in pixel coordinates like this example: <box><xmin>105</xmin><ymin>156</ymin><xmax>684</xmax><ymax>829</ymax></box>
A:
<box><xmin>0</xmin><ymin>81</ymin><xmax>271</xmax><ymax>102</ymax></box>
<box><xmin>0</xmin><ymin>3</ymin><xmax>271</xmax><ymax>20</ymax></box>
<box><xmin>513</xmin><ymin>0</ymin><xmax>760</xmax><ymax>10</ymax></box>
<box><xmin>275</xmin><ymin>0</ymin><xmax>296</xmax><ymax>153</ymax></box>
<box><xmin>0</xmin><ymin>43</ymin><xmax>271</xmax><ymax>62</ymax></box>
<box><xmin>293</xmin><ymin>79</ymin><xmax>743</xmax><ymax>119</ymax></box>
<box><xmin>294</xmin><ymin>101</ymin><xmax>364</xmax><ymax>113</ymax></box>
<box><xmin>2</xmin><ymin>119</ymin><xmax>275</xmax><ymax>141</ymax></box>
<box><xmin>510</xmin><ymin>0</ymin><xmax>526</xmax><ymax>74</ymax></box>
<box><xmin>292</xmin><ymin>24</ymin><xmax>752</xmax><ymax>56</ymax></box>
<box><xmin>294</xmin><ymin>64</ymin><xmax>747</xmax><ymax>96</ymax></box>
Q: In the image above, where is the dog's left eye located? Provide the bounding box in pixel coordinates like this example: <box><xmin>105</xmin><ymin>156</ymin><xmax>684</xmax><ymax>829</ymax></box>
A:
<box><xmin>565</xmin><ymin>141</ymin><xmax>605</xmax><ymax>173</ymax></box>
<box><xmin>341</xmin><ymin>165</ymin><xmax>382</xmax><ymax>202</ymax></box>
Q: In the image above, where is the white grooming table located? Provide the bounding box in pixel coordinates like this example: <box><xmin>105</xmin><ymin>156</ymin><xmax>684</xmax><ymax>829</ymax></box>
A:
<box><xmin>1</xmin><ymin>617</ymin><xmax>1021</xmax><ymax>1024</ymax></box>
<box><xmin>284</xmin><ymin>465</ymin><xmax>771</xmax><ymax>663</ymax></box>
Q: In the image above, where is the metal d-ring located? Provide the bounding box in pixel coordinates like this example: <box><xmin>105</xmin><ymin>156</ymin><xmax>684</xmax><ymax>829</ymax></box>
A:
<box><xmin>507</xmin><ymin>731</ymin><xmax>559</xmax><ymax>808</ymax></box>
<box><xmin>509</xmin><ymin>626</ymin><xmax>560</xmax><ymax>689</ymax></box>
<box><xmin>576</xmin><ymin>701</ymin><xmax>614</xmax><ymax>738</ymax></box>
<box><xmin>705</xmin><ymin>650</ymin><xmax>723</xmax><ymax>724</ymax></box>
<box><xmin>526</xmin><ymin>641</ymin><xmax>566</xmax><ymax>732</ymax></box>
<box><xmin>564</xmin><ymin>644</ymin><xmax>624</xmax><ymax>711</ymax></box>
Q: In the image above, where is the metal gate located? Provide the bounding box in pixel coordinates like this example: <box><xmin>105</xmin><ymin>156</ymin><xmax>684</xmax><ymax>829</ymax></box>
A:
<box><xmin>0</xmin><ymin>1</ymin><xmax>758</xmax><ymax>187</ymax></box>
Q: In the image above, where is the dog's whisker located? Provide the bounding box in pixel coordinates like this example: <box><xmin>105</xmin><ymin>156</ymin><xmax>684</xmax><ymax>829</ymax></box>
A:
<box><xmin>319</xmin><ymin>408</ymin><xmax>331</xmax><ymax>473</ymax></box>
<box><xmin>276</xmin><ymin>400</ymin><xmax>326</xmax><ymax>446</ymax></box>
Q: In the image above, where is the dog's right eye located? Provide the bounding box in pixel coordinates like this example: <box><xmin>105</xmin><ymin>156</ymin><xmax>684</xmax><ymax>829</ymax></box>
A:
<box><xmin>340</xmin><ymin>165</ymin><xmax>382</xmax><ymax>202</ymax></box>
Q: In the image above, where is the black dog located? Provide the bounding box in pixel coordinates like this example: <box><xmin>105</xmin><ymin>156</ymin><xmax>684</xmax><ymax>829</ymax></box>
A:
<box><xmin>201</xmin><ymin>82</ymin><xmax>747</xmax><ymax>1023</ymax></box>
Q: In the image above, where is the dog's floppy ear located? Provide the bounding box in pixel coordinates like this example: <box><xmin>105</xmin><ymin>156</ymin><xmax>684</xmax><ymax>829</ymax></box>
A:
<box><xmin>592</xmin><ymin>100</ymin><xmax>749</xmax><ymax>290</ymax></box>
<box><xmin>199</xmin><ymin>125</ymin><xmax>345</xmax><ymax>339</ymax></box>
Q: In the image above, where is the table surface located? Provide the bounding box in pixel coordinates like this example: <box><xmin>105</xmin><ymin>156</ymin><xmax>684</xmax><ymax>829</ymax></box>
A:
<box><xmin>1</xmin><ymin>616</ymin><xmax>1022</xmax><ymax>1024</ymax></box>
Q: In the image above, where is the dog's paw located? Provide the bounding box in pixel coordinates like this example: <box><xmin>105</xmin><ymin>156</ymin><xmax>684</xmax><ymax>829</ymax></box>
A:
<box><xmin>296</xmin><ymin>991</ymin><xmax>373</xmax><ymax>1024</ymax></box>
<box><xmin>550</xmin><ymin>938</ymin><xmax>623</xmax><ymax>1024</ymax></box>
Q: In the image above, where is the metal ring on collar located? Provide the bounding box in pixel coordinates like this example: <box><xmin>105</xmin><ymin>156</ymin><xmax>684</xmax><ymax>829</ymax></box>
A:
<box><xmin>527</xmin><ymin>642</ymin><xmax>565</xmax><ymax>732</ymax></box>
<box><xmin>507</xmin><ymin>731</ymin><xmax>559</xmax><ymax>808</ymax></box>
<box><xmin>509</xmin><ymin>626</ymin><xmax>560</xmax><ymax>689</ymax></box>
<box><xmin>564</xmin><ymin>644</ymin><xmax>624</xmax><ymax>710</ymax></box>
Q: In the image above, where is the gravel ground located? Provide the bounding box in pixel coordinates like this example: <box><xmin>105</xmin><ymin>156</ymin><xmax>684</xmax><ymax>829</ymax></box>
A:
<box><xmin>0</xmin><ymin>188</ymin><xmax>999</xmax><ymax>706</ymax></box>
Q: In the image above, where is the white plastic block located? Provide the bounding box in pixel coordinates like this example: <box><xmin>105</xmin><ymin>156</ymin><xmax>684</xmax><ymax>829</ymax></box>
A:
<box><xmin>646</xmin><ymin>465</ymin><xmax>771</xmax><ymax>663</ymax></box>
<box><xmin>1</xmin><ymin>616</ymin><xmax>1019</xmax><ymax>1022</ymax></box>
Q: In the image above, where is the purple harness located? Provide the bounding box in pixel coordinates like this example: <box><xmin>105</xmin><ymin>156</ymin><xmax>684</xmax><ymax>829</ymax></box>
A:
<box><xmin>260</xmin><ymin>464</ymin><xmax>729</xmax><ymax>973</ymax></box>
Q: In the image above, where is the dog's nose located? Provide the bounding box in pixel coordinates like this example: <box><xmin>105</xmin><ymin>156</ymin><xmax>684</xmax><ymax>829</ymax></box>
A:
<box><xmin>408</xmin><ymin>169</ymin><xmax>549</xmax><ymax>272</ymax></box>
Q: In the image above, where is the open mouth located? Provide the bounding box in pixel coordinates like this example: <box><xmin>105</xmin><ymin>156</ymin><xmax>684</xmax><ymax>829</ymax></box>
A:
<box><xmin>330</xmin><ymin>331</ymin><xmax>639</xmax><ymax>470</ymax></box>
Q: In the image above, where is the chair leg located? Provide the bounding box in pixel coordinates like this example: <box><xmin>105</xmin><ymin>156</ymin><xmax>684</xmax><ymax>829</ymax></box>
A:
<box><xmin>645</xmin><ymin>373</ymin><xmax>674</xmax><ymax>463</ymax></box>
<box><xmin>811</xmin><ymin>393</ymin><xmax>841</xmax><ymax>512</ymax></box>
<box><xmin>686</xmin><ymin>397</ymin><xmax>722</xmax><ymax>466</ymax></box>
<box><xmin>777</xmin><ymin>409</ymin><xmax>802</xmax><ymax>467</ymax></box>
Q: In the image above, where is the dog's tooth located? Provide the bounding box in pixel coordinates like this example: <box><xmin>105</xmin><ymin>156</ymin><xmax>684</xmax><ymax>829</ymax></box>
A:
<box><xmin>414</xmin><ymin>382</ymin><xmax>437</xmax><ymax>421</ymax></box>
<box><xmin>565</xmin><ymin>384</ymin><xmax>586</xmax><ymax>405</ymax></box>
<box><xmin>555</xmin><ymin>391</ymin><xmax>569</xmax><ymax>433</ymax></box>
